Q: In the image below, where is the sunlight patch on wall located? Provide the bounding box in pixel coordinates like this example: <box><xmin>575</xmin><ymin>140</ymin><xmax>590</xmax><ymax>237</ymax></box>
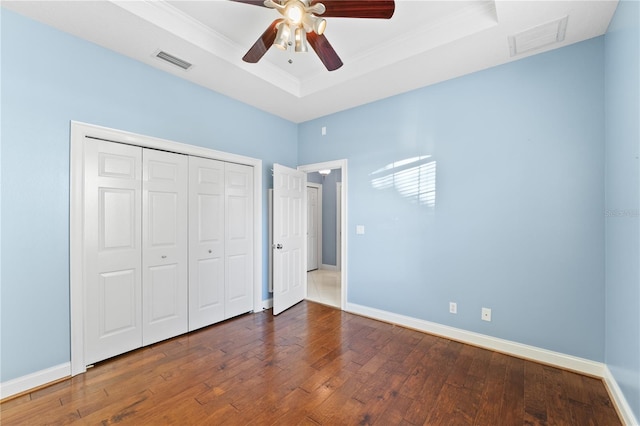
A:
<box><xmin>370</xmin><ymin>156</ymin><xmax>436</xmax><ymax>207</ymax></box>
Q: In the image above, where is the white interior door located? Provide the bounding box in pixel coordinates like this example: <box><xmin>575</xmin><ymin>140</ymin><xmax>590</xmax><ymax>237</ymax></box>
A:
<box><xmin>188</xmin><ymin>156</ymin><xmax>225</xmax><ymax>331</ymax></box>
<box><xmin>141</xmin><ymin>149</ymin><xmax>188</xmax><ymax>346</ymax></box>
<box><xmin>273</xmin><ymin>163</ymin><xmax>306</xmax><ymax>315</ymax></box>
<box><xmin>85</xmin><ymin>139</ymin><xmax>142</xmax><ymax>365</ymax></box>
<box><xmin>307</xmin><ymin>185</ymin><xmax>319</xmax><ymax>271</ymax></box>
<box><xmin>224</xmin><ymin>162</ymin><xmax>254</xmax><ymax>318</ymax></box>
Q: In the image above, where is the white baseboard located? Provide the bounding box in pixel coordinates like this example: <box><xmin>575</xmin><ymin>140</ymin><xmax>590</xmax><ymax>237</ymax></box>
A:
<box><xmin>604</xmin><ymin>365</ymin><xmax>640</xmax><ymax>426</ymax></box>
<box><xmin>0</xmin><ymin>362</ymin><xmax>70</xmax><ymax>400</ymax></box>
<box><xmin>346</xmin><ymin>302</ymin><xmax>604</xmax><ymax>376</ymax></box>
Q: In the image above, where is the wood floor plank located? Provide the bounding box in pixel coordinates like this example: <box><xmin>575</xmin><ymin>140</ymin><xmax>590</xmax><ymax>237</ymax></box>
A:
<box><xmin>271</xmin><ymin>381</ymin><xmax>339</xmax><ymax>424</ymax></box>
<box><xmin>424</xmin><ymin>383</ymin><xmax>478</xmax><ymax>426</ymax></box>
<box><xmin>1</xmin><ymin>394</ymin><xmax>78</xmax><ymax>426</ymax></box>
<box><xmin>306</xmin><ymin>375</ymin><xmax>367</xmax><ymax>424</ymax></box>
<box><xmin>0</xmin><ymin>301</ymin><xmax>622</xmax><ymax>425</ymax></box>
<box><xmin>471</xmin><ymin>350</ymin><xmax>510</xmax><ymax>425</ymax></box>
<box><xmin>298</xmin><ymin>348</ymin><xmax>361</xmax><ymax>393</ymax></box>
<box><xmin>563</xmin><ymin>369</ymin><xmax>591</xmax><ymax>404</ymax></box>
<box><xmin>582</xmin><ymin>373</ymin><xmax>624</xmax><ymax>426</ymax></box>
<box><xmin>375</xmin><ymin>392</ymin><xmax>416</xmax><ymax>425</ymax></box>
<box><xmin>501</xmin><ymin>356</ymin><xmax>526</xmax><ymax>425</ymax></box>
<box><xmin>445</xmin><ymin>343</ymin><xmax>477</xmax><ymax>389</ymax></box>
<box><xmin>347</xmin><ymin>367</ymin><xmax>407</xmax><ymax>425</ymax></box>
<box><xmin>400</xmin><ymin>338</ymin><xmax>450</xmax><ymax>400</ymax></box>
<box><xmin>523</xmin><ymin>359</ymin><xmax>549</xmax><ymax>425</ymax></box>
<box><xmin>404</xmin><ymin>340</ymin><xmax>464</xmax><ymax>424</ymax></box>
<box><xmin>463</xmin><ymin>345</ymin><xmax>493</xmax><ymax>396</ymax></box>
<box><xmin>543</xmin><ymin>365</ymin><xmax>577</xmax><ymax>426</ymax></box>
<box><xmin>569</xmin><ymin>399</ymin><xmax>598</xmax><ymax>426</ymax></box>
<box><xmin>76</xmin><ymin>388</ymin><xmax>154</xmax><ymax>425</ymax></box>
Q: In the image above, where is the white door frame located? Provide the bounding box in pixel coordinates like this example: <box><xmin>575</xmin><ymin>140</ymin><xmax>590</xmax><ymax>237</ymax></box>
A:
<box><xmin>336</xmin><ymin>182</ymin><xmax>342</xmax><ymax>271</ymax></box>
<box><xmin>298</xmin><ymin>160</ymin><xmax>347</xmax><ymax>311</ymax></box>
<box><xmin>306</xmin><ymin>182</ymin><xmax>322</xmax><ymax>271</ymax></box>
<box><xmin>70</xmin><ymin>121</ymin><xmax>263</xmax><ymax>376</ymax></box>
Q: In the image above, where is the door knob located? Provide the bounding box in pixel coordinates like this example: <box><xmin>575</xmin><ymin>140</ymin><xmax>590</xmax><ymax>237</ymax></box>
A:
<box><xmin>276</xmin><ymin>244</ymin><xmax>283</xmax><ymax>250</ymax></box>
<box><xmin>208</xmin><ymin>249</ymin><xmax>212</xmax><ymax>254</ymax></box>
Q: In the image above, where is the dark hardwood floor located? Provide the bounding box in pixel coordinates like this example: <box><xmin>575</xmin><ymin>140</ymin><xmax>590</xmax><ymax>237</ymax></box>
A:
<box><xmin>1</xmin><ymin>301</ymin><xmax>622</xmax><ymax>425</ymax></box>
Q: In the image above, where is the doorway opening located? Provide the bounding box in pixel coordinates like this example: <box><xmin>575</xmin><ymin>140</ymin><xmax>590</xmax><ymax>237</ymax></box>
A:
<box><xmin>298</xmin><ymin>160</ymin><xmax>347</xmax><ymax>311</ymax></box>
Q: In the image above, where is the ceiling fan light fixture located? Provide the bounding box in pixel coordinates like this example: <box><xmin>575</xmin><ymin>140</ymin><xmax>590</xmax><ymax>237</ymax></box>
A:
<box><xmin>314</xmin><ymin>17</ymin><xmax>326</xmax><ymax>35</ymax></box>
<box><xmin>294</xmin><ymin>27</ymin><xmax>308</xmax><ymax>52</ymax></box>
<box><xmin>304</xmin><ymin>15</ymin><xmax>326</xmax><ymax>35</ymax></box>
<box><xmin>274</xmin><ymin>21</ymin><xmax>291</xmax><ymax>50</ymax></box>
<box><xmin>284</xmin><ymin>2</ymin><xmax>305</xmax><ymax>25</ymax></box>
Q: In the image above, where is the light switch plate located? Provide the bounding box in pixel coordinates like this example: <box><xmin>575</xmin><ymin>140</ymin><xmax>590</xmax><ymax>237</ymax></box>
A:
<box><xmin>356</xmin><ymin>225</ymin><xmax>365</xmax><ymax>235</ymax></box>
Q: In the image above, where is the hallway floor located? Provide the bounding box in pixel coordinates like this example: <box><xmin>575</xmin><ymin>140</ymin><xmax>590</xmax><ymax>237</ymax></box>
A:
<box><xmin>307</xmin><ymin>269</ymin><xmax>340</xmax><ymax>308</ymax></box>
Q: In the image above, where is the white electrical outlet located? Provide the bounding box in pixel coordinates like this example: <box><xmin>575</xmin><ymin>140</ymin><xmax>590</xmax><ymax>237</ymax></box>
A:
<box><xmin>449</xmin><ymin>302</ymin><xmax>457</xmax><ymax>314</ymax></box>
<box><xmin>482</xmin><ymin>307</ymin><xmax>492</xmax><ymax>322</ymax></box>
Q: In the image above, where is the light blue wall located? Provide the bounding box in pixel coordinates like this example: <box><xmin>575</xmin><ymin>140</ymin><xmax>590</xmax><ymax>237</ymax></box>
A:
<box><xmin>0</xmin><ymin>9</ymin><xmax>297</xmax><ymax>382</ymax></box>
<box><xmin>299</xmin><ymin>38</ymin><xmax>606</xmax><ymax>361</ymax></box>
<box><xmin>605</xmin><ymin>0</ymin><xmax>640</xmax><ymax>420</ymax></box>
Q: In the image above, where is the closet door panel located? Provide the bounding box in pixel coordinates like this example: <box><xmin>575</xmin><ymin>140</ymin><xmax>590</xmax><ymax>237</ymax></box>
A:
<box><xmin>225</xmin><ymin>163</ymin><xmax>254</xmax><ymax>319</ymax></box>
<box><xmin>85</xmin><ymin>139</ymin><xmax>143</xmax><ymax>365</ymax></box>
<box><xmin>142</xmin><ymin>149</ymin><xmax>188</xmax><ymax>345</ymax></box>
<box><xmin>188</xmin><ymin>157</ymin><xmax>225</xmax><ymax>330</ymax></box>
<box><xmin>99</xmin><ymin>270</ymin><xmax>137</xmax><ymax>333</ymax></box>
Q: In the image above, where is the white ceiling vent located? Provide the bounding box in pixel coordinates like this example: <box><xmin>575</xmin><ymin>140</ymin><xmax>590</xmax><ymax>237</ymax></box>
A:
<box><xmin>508</xmin><ymin>16</ymin><xmax>568</xmax><ymax>57</ymax></box>
<box><xmin>155</xmin><ymin>50</ymin><xmax>192</xmax><ymax>70</ymax></box>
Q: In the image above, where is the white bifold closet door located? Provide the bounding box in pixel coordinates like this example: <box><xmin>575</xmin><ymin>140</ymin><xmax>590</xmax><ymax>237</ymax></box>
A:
<box><xmin>85</xmin><ymin>140</ymin><xmax>143</xmax><ymax>365</ymax></box>
<box><xmin>188</xmin><ymin>157</ymin><xmax>225</xmax><ymax>329</ymax></box>
<box><xmin>85</xmin><ymin>139</ymin><xmax>188</xmax><ymax>364</ymax></box>
<box><xmin>188</xmin><ymin>157</ymin><xmax>253</xmax><ymax>331</ymax></box>
<box><xmin>141</xmin><ymin>149</ymin><xmax>188</xmax><ymax>346</ymax></box>
<box><xmin>224</xmin><ymin>162</ymin><xmax>254</xmax><ymax>318</ymax></box>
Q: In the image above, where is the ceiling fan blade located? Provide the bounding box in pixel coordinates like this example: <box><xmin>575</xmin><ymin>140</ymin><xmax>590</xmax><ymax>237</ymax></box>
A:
<box><xmin>228</xmin><ymin>0</ymin><xmax>269</xmax><ymax>7</ymax></box>
<box><xmin>307</xmin><ymin>32</ymin><xmax>343</xmax><ymax>71</ymax></box>
<box><xmin>242</xmin><ymin>19</ymin><xmax>280</xmax><ymax>63</ymax></box>
<box><xmin>311</xmin><ymin>0</ymin><xmax>395</xmax><ymax>19</ymax></box>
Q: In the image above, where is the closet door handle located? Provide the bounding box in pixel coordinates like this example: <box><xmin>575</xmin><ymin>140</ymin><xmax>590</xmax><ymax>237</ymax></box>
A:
<box><xmin>208</xmin><ymin>249</ymin><xmax>212</xmax><ymax>254</ymax></box>
<box><xmin>161</xmin><ymin>255</ymin><xmax>167</xmax><ymax>259</ymax></box>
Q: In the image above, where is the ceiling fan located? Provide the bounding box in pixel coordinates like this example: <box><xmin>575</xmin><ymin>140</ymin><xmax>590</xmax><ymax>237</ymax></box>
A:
<box><xmin>231</xmin><ymin>0</ymin><xmax>395</xmax><ymax>71</ymax></box>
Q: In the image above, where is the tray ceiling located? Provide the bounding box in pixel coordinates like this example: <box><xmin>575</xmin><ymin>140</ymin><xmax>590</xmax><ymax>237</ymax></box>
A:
<box><xmin>3</xmin><ymin>0</ymin><xmax>618</xmax><ymax>122</ymax></box>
